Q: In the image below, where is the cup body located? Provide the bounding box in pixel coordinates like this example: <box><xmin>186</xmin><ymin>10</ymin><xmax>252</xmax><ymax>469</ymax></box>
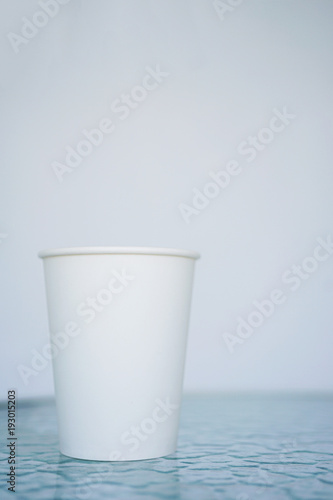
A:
<box><xmin>39</xmin><ymin>246</ymin><xmax>199</xmax><ymax>461</ymax></box>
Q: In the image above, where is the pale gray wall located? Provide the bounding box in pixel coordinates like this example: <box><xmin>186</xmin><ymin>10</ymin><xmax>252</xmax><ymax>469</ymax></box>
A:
<box><xmin>1</xmin><ymin>0</ymin><xmax>333</xmax><ymax>399</ymax></box>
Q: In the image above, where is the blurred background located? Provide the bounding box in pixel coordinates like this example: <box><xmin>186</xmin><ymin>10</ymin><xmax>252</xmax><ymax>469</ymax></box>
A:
<box><xmin>1</xmin><ymin>0</ymin><xmax>333</xmax><ymax>400</ymax></box>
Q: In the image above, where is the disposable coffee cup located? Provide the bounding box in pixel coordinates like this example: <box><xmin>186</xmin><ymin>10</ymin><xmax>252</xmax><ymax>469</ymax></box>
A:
<box><xmin>38</xmin><ymin>246</ymin><xmax>200</xmax><ymax>461</ymax></box>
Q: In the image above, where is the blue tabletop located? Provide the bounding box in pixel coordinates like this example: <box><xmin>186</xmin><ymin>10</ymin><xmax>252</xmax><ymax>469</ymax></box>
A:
<box><xmin>1</xmin><ymin>394</ymin><xmax>333</xmax><ymax>499</ymax></box>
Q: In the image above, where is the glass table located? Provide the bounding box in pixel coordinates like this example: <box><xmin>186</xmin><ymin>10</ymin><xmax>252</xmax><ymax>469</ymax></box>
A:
<box><xmin>1</xmin><ymin>394</ymin><xmax>333</xmax><ymax>499</ymax></box>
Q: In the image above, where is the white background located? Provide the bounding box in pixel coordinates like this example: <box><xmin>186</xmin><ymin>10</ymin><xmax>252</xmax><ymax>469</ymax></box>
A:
<box><xmin>1</xmin><ymin>0</ymin><xmax>333</xmax><ymax>400</ymax></box>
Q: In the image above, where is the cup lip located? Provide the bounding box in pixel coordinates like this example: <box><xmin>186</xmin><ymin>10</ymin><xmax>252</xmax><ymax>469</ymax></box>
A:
<box><xmin>38</xmin><ymin>246</ymin><xmax>200</xmax><ymax>260</ymax></box>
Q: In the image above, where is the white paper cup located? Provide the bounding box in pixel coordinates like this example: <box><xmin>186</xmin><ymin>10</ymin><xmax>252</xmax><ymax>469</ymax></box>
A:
<box><xmin>38</xmin><ymin>246</ymin><xmax>200</xmax><ymax>461</ymax></box>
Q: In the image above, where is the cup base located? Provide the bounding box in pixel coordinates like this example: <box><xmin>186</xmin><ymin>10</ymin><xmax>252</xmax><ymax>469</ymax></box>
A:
<box><xmin>59</xmin><ymin>447</ymin><xmax>177</xmax><ymax>462</ymax></box>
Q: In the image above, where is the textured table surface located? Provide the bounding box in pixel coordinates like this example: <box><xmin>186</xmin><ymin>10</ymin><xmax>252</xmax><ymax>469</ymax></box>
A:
<box><xmin>1</xmin><ymin>394</ymin><xmax>333</xmax><ymax>499</ymax></box>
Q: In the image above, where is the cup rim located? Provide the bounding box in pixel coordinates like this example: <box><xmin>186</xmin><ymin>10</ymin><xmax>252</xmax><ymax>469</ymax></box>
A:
<box><xmin>38</xmin><ymin>246</ymin><xmax>200</xmax><ymax>260</ymax></box>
